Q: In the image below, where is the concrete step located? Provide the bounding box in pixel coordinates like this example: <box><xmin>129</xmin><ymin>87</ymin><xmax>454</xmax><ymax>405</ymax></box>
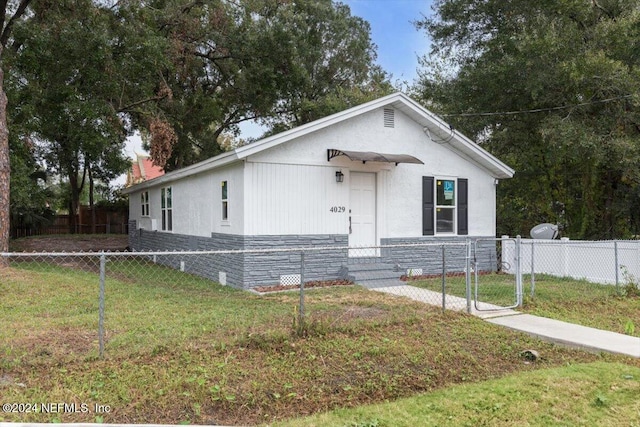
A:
<box><xmin>347</xmin><ymin>256</ymin><xmax>392</xmax><ymax>265</ymax></box>
<box><xmin>347</xmin><ymin>262</ymin><xmax>397</xmax><ymax>272</ymax></box>
<box><xmin>357</xmin><ymin>278</ymin><xmax>406</xmax><ymax>289</ymax></box>
<box><xmin>346</xmin><ymin>258</ymin><xmax>403</xmax><ymax>283</ymax></box>
<box><xmin>350</xmin><ymin>269</ymin><xmax>403</xmax><ymax>281</ymax></box>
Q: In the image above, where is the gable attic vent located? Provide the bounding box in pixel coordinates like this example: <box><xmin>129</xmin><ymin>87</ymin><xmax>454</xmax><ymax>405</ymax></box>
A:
<box><xmin>383</xmin><ymin>108</ymin><xmax>395</xmax><ymax>128</ymax></box>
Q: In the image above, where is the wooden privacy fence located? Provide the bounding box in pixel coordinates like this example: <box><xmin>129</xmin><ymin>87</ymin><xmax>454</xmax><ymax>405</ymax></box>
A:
<box><xmin>11</xmin><ymin>208</ymin><xmax>128</xmax><ymax>238</ymax></box>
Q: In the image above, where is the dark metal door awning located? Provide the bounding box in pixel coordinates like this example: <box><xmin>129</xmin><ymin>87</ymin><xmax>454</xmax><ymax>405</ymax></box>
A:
<box><xmin>327</xmin><ymin>149</ymin><xmax>423</xmax><ymax>165</ymax></box>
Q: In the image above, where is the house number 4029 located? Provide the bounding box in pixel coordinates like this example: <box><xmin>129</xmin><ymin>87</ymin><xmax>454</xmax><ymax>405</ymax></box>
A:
<box><xmin>329</xmin><ymin>206</ymin><xmax>346</xmax><ymax>213</ymax></box>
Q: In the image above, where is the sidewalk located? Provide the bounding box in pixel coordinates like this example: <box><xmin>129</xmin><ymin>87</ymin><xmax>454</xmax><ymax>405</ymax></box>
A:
<box><xmin>487</xmin><ymin>314</ymin><xmax>640</xmax><ymax>358</ymax></box>
<box><xmin>366</xmin><ymin>282</ymin><xmax>640</xmax><ymax>359</ymax></box>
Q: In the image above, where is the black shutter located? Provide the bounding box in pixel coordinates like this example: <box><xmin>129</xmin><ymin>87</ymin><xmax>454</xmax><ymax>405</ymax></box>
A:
<box><xmin>422</xmin><ymin>176</ymin><xmax>434</xmax><ymax>235</ymax></box>
<box><xmin>457</xmin><ymin>178</ymin><xmax>468</xmax><ymax>235</ymax></box>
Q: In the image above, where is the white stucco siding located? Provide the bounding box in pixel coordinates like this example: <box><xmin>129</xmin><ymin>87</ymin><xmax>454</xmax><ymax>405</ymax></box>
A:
<box><xmin>383</xmin><ymin>164</ymin><xmax>496</xmax><ymax>237</ymax></box>
<box><xmin>128</xmin><ymin>189</ymin><xmax>147</xmax><ymax>228</ymax></box>
<box><xmin>246</xmin><ymin>106</ymin><xmax>498</xmax><ymax>238</ymax></box>
<box><xmin>129</xmin><ymin>186</ymin><xmax>169</xmax><ymax>232</ymax></box>
<box><xmin>469</xmin><ymin>175</ymin><xmax>497</xmax><ymax>236</ymax></box>
<box><xmin>169</xmin><ymin>172</ymin><xmax>210</xmax><ymax>237</ymax></box>
<box><xmin>244</xmin><ymin>162</ymin><xmax>348</xmax><ymax>235</ymax></box>
<box><xmin>129</xmin><ymin>163</ymin><xmax>244</xmax><ymax>237</ymax></box>
<box><xmin>174</xmin><ymin>164</ymin><xmax>245</xmax><ymax>236</ymax></box>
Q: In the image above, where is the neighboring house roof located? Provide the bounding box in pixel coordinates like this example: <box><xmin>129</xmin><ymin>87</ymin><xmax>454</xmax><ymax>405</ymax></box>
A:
<box><xmin>125</xmin><ymin>153</ymin><xmax>164</xmax><ymax>187</ymax></box>
<box><xmin>123</xmin><ymin>92</ymin><xmax>515</xmax><ymax>194</ymax></box>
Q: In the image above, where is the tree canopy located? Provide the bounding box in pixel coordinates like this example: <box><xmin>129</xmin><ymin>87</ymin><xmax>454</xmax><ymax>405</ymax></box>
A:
<box><xmin>146</xmin><ymin>0</ymin><xmax>392</xmax><ymax>170</ymax></box>
<box><xmin>8</xmin><ymin>0</ymin><xmax>166</xmax><ymax>232</ymax></box>
<box><xmin>2</xmin><ymin>0</ymin><xmax>390</xmax><ymax>240</ymax></box>
<box><xmin>415</xmin><ymin>0</ymin><xmax>640</xmax><ymax>239</ymax></box>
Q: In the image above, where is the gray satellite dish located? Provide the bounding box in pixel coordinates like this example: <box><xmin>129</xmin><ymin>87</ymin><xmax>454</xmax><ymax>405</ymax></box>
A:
<box><xmin>530</xmin><ymin>223</ymin><xmax>559</xmax><ymax>239</ymax></box>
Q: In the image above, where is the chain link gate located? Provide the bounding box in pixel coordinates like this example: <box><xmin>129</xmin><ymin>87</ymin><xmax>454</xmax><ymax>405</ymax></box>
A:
<box><xmin>472</xmin><ymin>237</ymin><xmax>522</xmax><ymax>311</ymax></box>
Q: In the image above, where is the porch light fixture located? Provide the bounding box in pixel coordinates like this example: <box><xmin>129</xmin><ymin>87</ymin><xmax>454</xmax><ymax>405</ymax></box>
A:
<box><xmin>335</xmin><ymin>170</ymin><xmax>344</xmax><ymax>183</ymax></box>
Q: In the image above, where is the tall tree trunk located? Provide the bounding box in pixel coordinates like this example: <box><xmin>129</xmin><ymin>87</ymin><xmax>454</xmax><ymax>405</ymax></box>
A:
<box><xmin>0</xmin><ymin>63</ymin><xmax>10</xmax><ymax>262</ymax></box>
<box><xmin>89</xmin><ymin>164</ymin><xmax>95</xmax><ymax>234</ymax></box>
<box><xmin>68</xmin><ymin>171</ymin><xmax>79</xmax><ymax>234</ymax></box>
<box><xmin>0</xmin><ymin>0</ymin><xmax>33</xmax><ymax>259</ymax></box>
<box><xmin>67</xmin><ymin>160</ymin><xmax>87</xmax><ymax>234</ymax></box>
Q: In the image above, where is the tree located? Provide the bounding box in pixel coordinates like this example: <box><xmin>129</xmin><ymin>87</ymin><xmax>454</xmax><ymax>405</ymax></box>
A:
<box><xmin>0</xmin><ymin>0</ymin><xmax>33</xmax><ymax>254</ymax></box>
<box><xmin>9</xmin><ymin>136</ymin><xmax>54</xmax><ymax>237</ymax></box>
<box><xmin>254</xmin><ymin>1</ymin><xmax>394</xmax><ymax>131</ymax></box>
<box><xmin>8</xmin><ymin>0</ymin><xmax>167</xmax><ymax>233</ymax></box>
<box><xmin>145</xmin><ymin>0</ymin><xmax>392</xmax><ymax>170</ymax></box>
<box><xmin>3</xmin><ymin>0</ymin><xmax>392</xmax><ymax>242</ymax></box>
<box><xmin>415</xmin><ymin>0</ymin><xmax>640</xmax><ymax>239</ymax></box>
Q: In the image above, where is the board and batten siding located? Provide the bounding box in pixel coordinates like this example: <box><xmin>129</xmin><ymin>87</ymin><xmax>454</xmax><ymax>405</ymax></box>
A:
<box><xmin>244</xmin><ymin>161</ymin><xmax>348</xmax><ymax>235</ymax></box>
<box><xmin>247</xmin><ymin>106</ymin><xmax>498</xmax><ymax>238</ymax></box>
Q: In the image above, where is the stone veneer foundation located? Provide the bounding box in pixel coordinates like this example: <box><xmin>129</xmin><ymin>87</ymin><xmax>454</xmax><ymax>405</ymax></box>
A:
<box><xmin>129</xmin><ymin>220</ymin><xmax>498</xmax><ymax>288</ymax></box>
<box><xmin>129</xmin><ymin>220</ymin><xmax>348</xmax><ymax>288</ymax></box>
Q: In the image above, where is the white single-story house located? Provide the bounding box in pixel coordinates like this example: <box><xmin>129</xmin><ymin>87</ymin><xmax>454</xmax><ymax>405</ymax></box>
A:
<box><xmin>123</xmin><ymin>92</ymin><xmax>514</xmax><ymax>288</ymax></box>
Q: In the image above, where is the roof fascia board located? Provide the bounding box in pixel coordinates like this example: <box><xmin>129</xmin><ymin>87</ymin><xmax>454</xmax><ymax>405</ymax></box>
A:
<box><xmin>441</xmin><ymin>142</ymin><xmax>514</xmax><ymax>179</ymax></box>
<box><xmin>449</xmin><ymin>138</ymin><xmax>515</xmax><ymax>178</ymax></box>
<box><xmin>124</xmin><ymin>93</ymin><xmax>406</xmax><ymax>195</ymax></box>
<box><xmin>123</xmin><ymin>92</ymin><xmax>514</xmax><ymax>194</ymax></box>
<box><xmin>394</xmin><ymin>94</ymin><xmax>515</xmax><ymax>178</ymax></box>
<box><xmin>235</xmin><ymin>92</ymin><xmax>405</xmax><ymax>159</ymax></box>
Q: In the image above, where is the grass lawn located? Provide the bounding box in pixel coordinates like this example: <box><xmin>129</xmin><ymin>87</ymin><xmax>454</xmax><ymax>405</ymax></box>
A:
<box><xmin>408</xmin><ymin>273</ymin><xmax>640</xmax><ymax>336</ymax></box>
<box><xmin>276</xmin><ymin>361</ymin><xmax>640</xmax><ymax>427</ymax></box>
<box><xmin>1</xmin><ymin>261</ymin><xmax>639</xmax><ymax>426</ymax></box>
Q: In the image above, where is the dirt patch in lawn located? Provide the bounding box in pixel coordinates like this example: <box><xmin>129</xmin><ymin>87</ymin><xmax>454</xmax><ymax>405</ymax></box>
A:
<box><xmin>11</xmin><ymin>327</ymin><xmax>101</xmax><ymax>362</ymax></box>
<box><xmin>253</xmin><ymin>279</ymin><xmax>354</xmax><ymax>293</ymax></box>
<box><xmin>10</xmin><ymin>235</ymin><xmax>129</xmax><ymax>253</ymax></box>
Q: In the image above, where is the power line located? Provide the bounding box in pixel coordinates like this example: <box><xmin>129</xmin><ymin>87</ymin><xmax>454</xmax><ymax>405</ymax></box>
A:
<box><xmin>439</xmin><ymin>94</ymin><xmax>633</xmax><ymax>118</ymax></box>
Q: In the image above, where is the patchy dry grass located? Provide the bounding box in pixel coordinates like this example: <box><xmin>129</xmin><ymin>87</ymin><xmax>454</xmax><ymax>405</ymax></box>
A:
<box><xmin>1</xmin><ymin>261</ymin><xmax>638</xmax><ymax>426</ymax></box>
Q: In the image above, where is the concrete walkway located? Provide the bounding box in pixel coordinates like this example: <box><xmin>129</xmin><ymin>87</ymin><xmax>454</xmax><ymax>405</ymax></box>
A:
<box><xmin>363</xmin><ymin>281</ymin><xmax>640</xmax><ymax>359</ymax></box>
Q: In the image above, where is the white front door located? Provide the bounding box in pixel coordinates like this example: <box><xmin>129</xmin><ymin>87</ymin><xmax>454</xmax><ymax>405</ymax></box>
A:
<box><xmin>349</xmin><ymin>172</ymin><xmax>377</xmax><ymax>256</ymax></box>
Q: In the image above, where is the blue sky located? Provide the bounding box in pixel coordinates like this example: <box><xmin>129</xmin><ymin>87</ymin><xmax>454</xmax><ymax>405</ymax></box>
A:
<box><xmin>343</xmin><ymin>0</ymin><xmax>434</xmax><ymax>86</ymax></box>
<box><xmin>233</xmin><ymin>0</ymin><xmax>435</xmax><ymax>139</ymax></box>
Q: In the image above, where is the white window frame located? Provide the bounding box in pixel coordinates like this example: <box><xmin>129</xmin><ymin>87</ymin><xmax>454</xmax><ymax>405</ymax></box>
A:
<box><xmin>141</xmin><ymin>191</ymin><xmax>149</xmax><ymax>217</ymax></box>
<box><xmin>435</xmin><ymin>178</ymin><xmax>456</xmax><ymax>234</ymax></box>
<box><xmin>221</xmin><ymin>180</ymin><xmax>229</xmax><ymax>222</ymax></box>
<box><xmin>161</xmin><ymin>187</ymin><xmax>173</xmax><ymax>231</ymax></box>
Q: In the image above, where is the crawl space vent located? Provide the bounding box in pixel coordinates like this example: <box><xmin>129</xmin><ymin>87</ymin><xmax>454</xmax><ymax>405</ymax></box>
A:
<box><xmin>280</xmin><ymin>274</ymin><xmax>301</xmax><ymax>286</ymax></box>
<box><xmin>383</xmin><ymin>108</ymin><xmax>395</xmax><ymax>128</ymax></box>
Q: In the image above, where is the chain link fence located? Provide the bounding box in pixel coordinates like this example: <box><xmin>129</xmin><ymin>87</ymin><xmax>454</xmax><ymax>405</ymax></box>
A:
<box><xmin>349</xmin><ymin>242</ymin><xmax>472</xmax><ymax>312</ymax></box>
<box><xmin>3</xmin><ymin>237</ymin><xmax>637</xmax><ymax>360</ymax></box>
<box><xmin>1</xmin><ymin>242</ymin><xmax>481</xmax><ymax>359</ymax></box>
<box><xmin>502</xmin><ymin>237</ymin><xmax>640</xmax><ymax>298</ymax></box>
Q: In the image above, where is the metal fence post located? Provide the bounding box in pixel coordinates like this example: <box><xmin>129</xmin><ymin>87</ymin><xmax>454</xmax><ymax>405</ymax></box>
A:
<box><xmin>530</xmin><ymin>239</ymin><xmax>536</xmax><ymax>298</ymax></box>
<box><xmin>561</xmin><ymin>237</ymin><xmax>570</xmax><ymax>277</ymax></box>
<box><xmin>516</xmin><ymin>235</ymin><xmax>523</xmax><ymax>307</ymax></box>
<box><xmin>441</xmin><ymin>244</ymin><xmax>446</xmax><ymax>313</ymax></box>
<box><xmin>465</xmin><ymin>238</ymin><xmax>472</xmax><ymax>314</ymax></box>
<box><xmin>98</xmin><ymin>252</ymin><xmax>106</xmax><ymax>359</ymax></box>
<box><xmin>298</xmin><ymin>251</ymin><xmax>306</xmax><ymax>333</ymax></box>
<box><xmin>614</xmin><ymin>241</ymin><xmax>620</xmax><ymax>295</ymax></box>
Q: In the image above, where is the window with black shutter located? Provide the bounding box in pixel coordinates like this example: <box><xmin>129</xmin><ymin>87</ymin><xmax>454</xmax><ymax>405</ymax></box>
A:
<box><xmin>423</xmin><ymin>176</ymin><xmax>468</xmax><ymax>235</ymax></box>
<box><xmin>422</xmin><ymin>176</ymin><xmax>434</xmax><ymax>235</ymax></box>
<box><xmin>457</xmin><ymin>178</ymin><xmax>468</xmax><ymax>235</ymax></box>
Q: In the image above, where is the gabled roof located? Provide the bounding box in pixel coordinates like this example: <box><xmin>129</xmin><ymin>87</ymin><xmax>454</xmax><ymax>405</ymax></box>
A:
<box><xmin>125</xmin><ymin>153</ymin><xmax>165</xmax><ymax>187</ymax></box>
<box><xmin>123</xmin><ymin>92</ymin><xmax>514</xmax><ymax>193</ymax></box>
